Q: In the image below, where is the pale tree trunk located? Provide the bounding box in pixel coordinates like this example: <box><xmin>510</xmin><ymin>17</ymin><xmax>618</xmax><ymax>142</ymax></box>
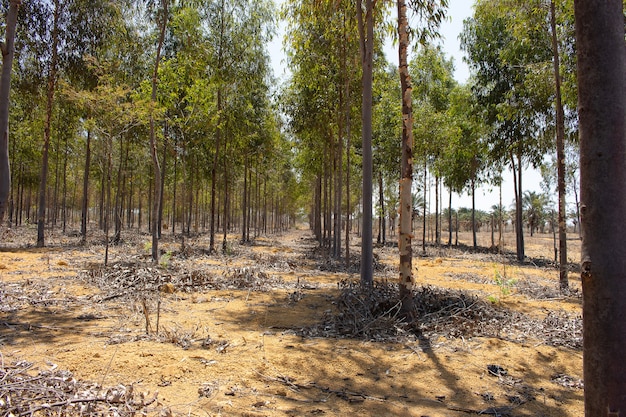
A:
<box><xmin>575</xmin><ymin>0</ymin><xmax>626</xmax><ymax>414</ymax></box>
<box><xmin>398</xmin><ymin>0</ymin><xmax>415</xmax><ymax>314</ymax></box>
<box><xmin>356</xmin><ymin>0</ymin><xmax>374</xmax><ymax>286</ymax></box>
<box><xmin>37</xmin><ymin>0</ymin><xmax>60</xmax><ymax>247</ymax></box>
<box><xmin>447</xmin><ymin>188</ymin><xmax>452</xmax><ymax>247</ymax></box>
<box><xmin>434</xmin><ymin>175</ymin><xmax>439</xmax><ymax>245</ymax></box>
<box><xmin>471</xmin><ymin>177</ymin><xmax>477</xmax><ymax>248</ymax></box>
<box><xmin>149</xmin><ymin>0</ymin><xmax>168</xmax><ymax>262</ymax></box>
<box><xmin>0</xmin><ymin>0</ymin><xmax>20</xmax><ymax>225</ymax></box>
<box><xmin>421</xmin><ymin>162</ymin><xmax>427</xmax><ymax>253</ymax></box>
<box><xmin>550</xmin><ymin>0</ymin><xmax>568</xmax><ymax>292</ymax></box>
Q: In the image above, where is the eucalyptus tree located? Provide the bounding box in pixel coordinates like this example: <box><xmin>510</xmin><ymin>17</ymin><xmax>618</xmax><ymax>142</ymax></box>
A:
<box><xmin>461</xmin><ymin>0</ymin><xmax>554</xmax><ymax>261</ymax></box>
<box><xmin>200</xmin><ymin>0</ymin><xmax>274</xmax><ymax>252</ymax></box>
<box><xmin>16</xmin><ymin>0</ymin><xmax>127</xmax><ymax>246</ymax></box>
<box><xmin>284</xmin><ymin>0</ymin><xmax>360</xmax><ymax>256</ymax></box>
<box><xmin>372</xmin><ymin>64</ymin><xmax>401</xmax><ymax>245</ymax></box>
<box><xmin>410</xmin><ymin>43</ymin><xmax>455</xmax><ymax>246</ymax></box>
<box><xmin>356</xmin><ymin>0</ymin><xmax>376</xmax><ymax>285</ymax></box>
<box><xmin>0</xmin><ymin>0</ymin><xmax>20</xmax><ymax>225</ymax></box>
<box><xmin>443</xmin><ymin>83</ymin><xmax>489</xmax><ymax>248</ymax></box>
<box><xmin>575</xmin><ymin>0</ymin><xmax>626</xmax><ymax>412</ymax></box>
<box><xmin>397</xmin><ymin>0</ymin><xmax>447</xmax><ymax>314</ymax></box>
<box><xmin>501</xmin><ymin>0</ymin><xmax>574</xmax><ymax>292</ymax></box>
<box><xmin>145</xmin><ymin>0</ymin><xmax>168</xmax><ymax>261</ymax></box>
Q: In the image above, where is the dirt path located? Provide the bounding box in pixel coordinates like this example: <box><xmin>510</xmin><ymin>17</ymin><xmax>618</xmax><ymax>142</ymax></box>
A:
<box><xmin>0</xmin><ymin>228</ymin><xmax>583</xmax><ymax>416</ymax></box>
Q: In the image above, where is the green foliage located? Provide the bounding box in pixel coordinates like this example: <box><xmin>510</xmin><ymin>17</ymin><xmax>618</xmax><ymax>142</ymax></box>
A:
<box><xmin>460</xmin><ymin>0</ymin><xmax>555</xmax><ymax>170</ymax></box>
<box><xmin>493</xmin><ymin>267</ymin><xmax>517</xmax><ymax>296</ymax></box>
<box><xmin>159</xmin><ymin>251</ymin><xmax>172</xmax><ymax>268</ymax></box>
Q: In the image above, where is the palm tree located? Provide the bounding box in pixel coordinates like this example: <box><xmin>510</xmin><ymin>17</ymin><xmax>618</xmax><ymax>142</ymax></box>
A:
<box><xmin>522</xmin><ymin>191</ymin><xmax>548</xmax><ymax>236</ymax></box>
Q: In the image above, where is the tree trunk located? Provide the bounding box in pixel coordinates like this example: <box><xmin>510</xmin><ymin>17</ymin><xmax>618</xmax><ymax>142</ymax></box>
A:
<box><xmin>0</xmin><ymin>0</ymin><xmax>19</xmax><ymax>225</ymax></box>
<box><xmin>434</xmin><ymin>175</ymin><xmax>440</xmax><ymax>246</ymax></box>
<box><xmin>37</xmin><ymin>0</ymin><xmax>60</xmax><ymax>247</ymax></box>
<box><xmin>345</xmin><ymin>62</ymin><xmax>352</xmax><ymax>268</ymax></box>
<box><xmin>575</xmin><ymin>0</ymin><xmax>626</xmax><ymax>414</ymax></box>
<box><xmin>171</xmin><ymin>144</ymin><xmax>177</xmax><ymax>235</ymax></box>
<box><xmin>447</xmin><ymin>188</ymin><xmax>452</xmax><ymax>247</ymax></box>
<box><xmin>422</xmin><ymin>162</ymin><xmax>427</xmax><ymax>254</ymax></box>
<box><xmin>471</xmin><ymin>178</ymin><xmax>477</xmax><ymax>248</ymax></box>
<box><xmin>149</xmin><ymin>0</ymin><xmax>168</xmax><ymax>262</ymax></box>
<box><xmin>397</xmin><ymin>0</ymin><xmax>415</xmax><ymax>314</ymax></box>
<box><xmin>550</xmin><ymin>0</ymin><xmax>568</xmax><ymax>292</ymax></box>
<box><xmin>242</xmin><ymin>155</ymin><xmax>248</xmax><ymax>242</ymax></box>
<box><xmin>104</xmin><ymin>136</ymin><xmax>112</xmax><ymax>265</ymax></box>
<box><xmin>357</xmin><ymin>0</ymin><xmax>374</xmax><ymax>287</ymax></box>
<box><xmin>377</xmin><ymin>171</ymin><xmax>383</xmax><ymax>244</ymax></box>
<box><xmin>511</xmin><ymin>152</ymin><xmax>524</xmax><ymax>261</ymax></box>
<box><xmin>113</xmin><ymin>135</ymin><xmax>124</xmax><ymax>243</ymax></box>
<box><xmin>61</xmin><ymin>136</ymin><xmax>68</xmax><ymax>233</ymax></box>
<box><xmin>209</xmin><ymin>88</ymin><xmax>222</xmax><ymax>252</ymax></box>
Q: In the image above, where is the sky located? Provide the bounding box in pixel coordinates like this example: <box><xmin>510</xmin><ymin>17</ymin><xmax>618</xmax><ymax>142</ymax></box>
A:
<box><xmin>268</xmin><ymin>0</ymin><xmax>547</xmax><ymax>213</ymax></box>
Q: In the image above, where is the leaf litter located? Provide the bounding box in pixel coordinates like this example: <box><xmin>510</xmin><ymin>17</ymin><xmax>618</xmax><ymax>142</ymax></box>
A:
<box><xmin>0</xmin><ymin>229</ymin><xmax>584</xmax><ymax>416</ymax></box>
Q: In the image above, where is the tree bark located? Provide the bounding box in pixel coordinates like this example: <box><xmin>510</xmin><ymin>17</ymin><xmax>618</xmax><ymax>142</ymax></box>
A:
<box><xmin>0</xmin><ymin>0</ymin><xmax>20</xmax><ymax>225</ymax></box>
<box><xmin>357</xmin><ymin>0</ymin><xmax>374</xmax><ymax>287</ymax></box>
<box><xmin>550</xmin><ymin>0</ymin><xmax>568</xmax><ymax>292</ymax></box>
<box><xmin>471</xmin><ymin>177</ymin><xmax>477</xmax><ymax>248</ymax></box>
<box><xmin>575</xmin><ymin>0</ymin><xmax>626</xmax><ymax>414</ymax></box>
<box><xmin>398</xmin><ymin>0</ymin><xmax>415</xmax><ymax>314</ymax></box>
<box><xmin>447</xmin><ymin>187</ymin><xmax>452</xmax><ymax>247</ymax></box>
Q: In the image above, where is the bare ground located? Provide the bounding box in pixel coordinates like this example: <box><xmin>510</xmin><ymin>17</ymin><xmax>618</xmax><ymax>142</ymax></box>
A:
<box><xmin>0</xmin><ymin>226</ymin><xmax>583</xmax><ymax>416</ymax></box>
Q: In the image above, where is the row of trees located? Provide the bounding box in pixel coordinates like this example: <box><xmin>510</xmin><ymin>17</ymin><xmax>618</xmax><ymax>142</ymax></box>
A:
<box><xmin>283</xmin><ymin>0</ymin><xmax>581</xmax><ymax>291</ymax></box>
<box><xmin>0</xmin><ymin>0</ymin><xmax>623</xmax><ymax>412</ymax></box>
<box><xmin>0</xmin><ymin>0</ymin><xmax>583</xmax><ymax>272</ymax></box>
<box><xmin>0</xmin><ymin>0</ymin><xmax>302</xmax><ymax>260</ymax></box>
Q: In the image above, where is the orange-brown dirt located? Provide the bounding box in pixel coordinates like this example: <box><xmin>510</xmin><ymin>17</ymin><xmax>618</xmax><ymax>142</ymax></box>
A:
<box><xmin>0</xmin><ymin>226</ymin><xmax>583</xmax><ymax>416</ymax></box>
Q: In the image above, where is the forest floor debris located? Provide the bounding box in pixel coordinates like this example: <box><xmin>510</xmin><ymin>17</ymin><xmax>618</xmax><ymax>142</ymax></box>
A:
<box><xmin>0</xmin><ymin>228</ymin><xmax>583</xmax><ymax>416</ymax></box>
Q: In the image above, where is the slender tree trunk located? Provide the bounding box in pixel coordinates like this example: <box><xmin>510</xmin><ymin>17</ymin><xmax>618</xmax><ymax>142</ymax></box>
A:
<box><xmin>576</xmin><ymin>0</ymin><xmax>626</xmax><ymax>414</ymax></box>
<box><xmin>471</xmin><ymin>178</ymin><xmax>477</xmax><ymax>248</ymax></box>
<box><xmin>422</xmin><ymin>162</ymin><xmax>427</xmax><ymax>254</ymax></box>
<box><xmin>357</xmin><ymin>0</ymin><xmax>374</xmax><ymax>286</ymax></box>
<box><xmin>334</xmin><ymin>126</ymin><xmax>343</xmax><ymax>257</ymax></box>
<box><xmin>158</xmin><ymin>135</ymin><xmax>167</xmax><ymax>238</ymax></box>
<box><xmin>113</xmin><ymin>135</ymin><xmax>124</xmax><ymax>243</ymax></box>
<box><xmin>209</xmin><ymin>88</ymin><xmax>222</xmax><ymax>252</ymax></box>
<box><xmin>447</xmin><ymin>188</ymin><xmax>452</xmax><ymax>247</ymax></box>
<box><xmin>398</xmin><ymin>0</ymin><xmax>415</xmax><ymax>314</ymax></box>
<box><xmin>314</xmin><ymin>174</ymin><xmax>321</xmax><ymax>243</ymax></box>
<box><xmin>37</xmin><ymin>0</ymin><xmax>60</xmax><ymax>247</ymax></box>
<box><xmin>345</xmin><ymin>71</ymin><xmax>352</xmax><ymax>268</ymax></box>
<box><xmin>104</xmin><ymin>136</ymin><xmax>112</xmax><ymax>265</ymax></box>
<box><xmin>498</xmin><ymin>181</ymin><xmax>503</xmax><ymax>252</ymax></box>
<box><xmin>511</xmin><ymin>152</ymin><xmax>525</xmax><ymax>261</ymax></box>
<box><xmin>148</xmin><ymin>0</ymin><xmax>168</xmax><ymax>262</ymax></box>
<box><xmin>242</xmin><ymin>155</ymin><xmax>248</xmax><ymax>242</ymax></box>
<box><xmin>0</xmin><ymin>0</ymin><xmax>19</xmax><ymax>225</ymax></box>
<box><xmin>171</xmin><ymin>145</ymin><xmax>177</xmax><ymax>235</ymax></box>
<box><xmin>550</xmin><ymin>0</ymin><xmax>568</xmax><ymax>292</ymax></box>
<box><xmin>61</xmin><ymin>137</ymin><xmax>68</xmax><ymax>233</ymax></box>
<box><xmin>52</xmin><ymin>127</ymin><xmax>61</xmax><ymax>229</ymax></box>
<box><xmin>434</xmin><ymin>175</ymin><xmax>439</xmax><ymax>246</ymax></box>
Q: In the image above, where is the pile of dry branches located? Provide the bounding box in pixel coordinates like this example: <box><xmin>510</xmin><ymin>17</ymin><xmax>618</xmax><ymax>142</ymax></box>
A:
<box><xmin>0</xmin><ymin>360</ymin><xmax>160</xmax><ymax>416</ymax></box>
<box><xmin>301</xmin><ymin>281</ymin><xmax>582</xmax><ymax>349</ymax></box>
<box><xmin>81</xmin><ymin>261</ymin><xmax>288</xmax><ymax>299</ymax></box>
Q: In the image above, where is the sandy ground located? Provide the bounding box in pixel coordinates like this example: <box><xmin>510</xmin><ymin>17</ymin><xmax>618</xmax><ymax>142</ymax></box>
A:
<box><xmin>0</xmin><ymin>226</ymin><xmax>583</xmax><ymax>416</ymax></box>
